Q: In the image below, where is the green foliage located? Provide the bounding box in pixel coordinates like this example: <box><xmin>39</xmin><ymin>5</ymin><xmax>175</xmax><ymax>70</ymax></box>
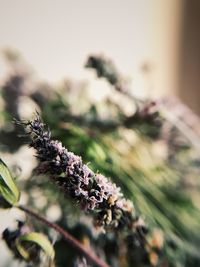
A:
<box><xmin>2</xmin><ymin>220</ymin><xmax>55</xmax><ymax>266</ymax></box>
<box><xmin>0</xmin><ymin>158</ymin><xmax>20</xmax><ymax>207</ymax></box>
<box><xmin>16</xmin><ymin>232</ymin><xmax>55</xmax><ymax>261</ymax></box>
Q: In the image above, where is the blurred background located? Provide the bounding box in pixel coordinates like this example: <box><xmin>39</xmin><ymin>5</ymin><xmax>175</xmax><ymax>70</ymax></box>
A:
<box><xmin>1</xmin><ymin>0</ymin><xmax>200</xmax><ymax>109</ymax></box>
<box><xmin>0</xmin><ymin>1</ymin><xmax>200</xmax><ymax>267</ymax></box>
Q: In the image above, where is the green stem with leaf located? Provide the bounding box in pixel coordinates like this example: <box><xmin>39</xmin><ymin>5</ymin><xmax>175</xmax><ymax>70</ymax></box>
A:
<box><xmin>18</xmin><ymin>205</ymin><xmax>110</xmax><ymax>267</ymax></box>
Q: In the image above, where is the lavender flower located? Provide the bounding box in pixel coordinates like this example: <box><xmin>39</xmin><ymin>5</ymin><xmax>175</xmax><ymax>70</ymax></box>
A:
<box><xmin>23</xmin><ymin>116</ymin><xmax>147</xmax><ymax>239</ymax></box>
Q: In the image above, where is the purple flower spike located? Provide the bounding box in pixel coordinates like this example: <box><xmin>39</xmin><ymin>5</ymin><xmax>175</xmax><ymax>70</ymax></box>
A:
<box><xmin>24</xmin><ymin>116</ymin><xmax>147</xmax><ymax>239</ymax></box>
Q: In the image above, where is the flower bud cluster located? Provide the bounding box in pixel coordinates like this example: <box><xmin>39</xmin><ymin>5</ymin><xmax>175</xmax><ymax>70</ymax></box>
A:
<box><xmin>25</xmin><ymin>117</ymin><xmax>147</xmax><ymax>237</ymax></box>
<box><xmin>85</xmin><ymin>55</ymin><xmax>119</xmax><ymax>86</ymax></box>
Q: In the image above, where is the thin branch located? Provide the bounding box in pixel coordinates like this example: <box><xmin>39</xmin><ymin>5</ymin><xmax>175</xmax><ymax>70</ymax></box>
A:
<box><xmin>18</xmin><ymin>205</ymin><xmax>110</xmax><ymax>267</ymax></box>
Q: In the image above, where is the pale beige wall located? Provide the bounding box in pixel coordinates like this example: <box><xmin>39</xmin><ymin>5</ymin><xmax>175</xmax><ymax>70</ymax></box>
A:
<box><xmin>0</xmin><ymin>0</ymin><xmax>182</xmax><ymax>98</ymax></box>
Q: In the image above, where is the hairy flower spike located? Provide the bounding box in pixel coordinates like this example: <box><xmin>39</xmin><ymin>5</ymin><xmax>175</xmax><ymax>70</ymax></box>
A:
<box><xmin>24</xmin><ymin>116</ymin><xmax>147</xmax><ymax>241</ymax></box>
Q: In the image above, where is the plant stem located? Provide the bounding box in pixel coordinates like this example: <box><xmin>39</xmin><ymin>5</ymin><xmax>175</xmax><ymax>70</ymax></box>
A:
<box><xmin>18</xmin><ymin>205</ymin><xmax>110</xmax><ymax>267</ymax></box>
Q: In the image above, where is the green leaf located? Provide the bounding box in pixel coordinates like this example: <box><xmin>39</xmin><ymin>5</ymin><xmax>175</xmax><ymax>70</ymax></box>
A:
<box><xmin>16</xmin><ymin>232</ymin><xmax>55</xmax><ymax>260</ymax></box>
<box><xmin>0</xmin><ymin>159</ymin><xmax>20</xmax><ymax>206</ymax></box>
